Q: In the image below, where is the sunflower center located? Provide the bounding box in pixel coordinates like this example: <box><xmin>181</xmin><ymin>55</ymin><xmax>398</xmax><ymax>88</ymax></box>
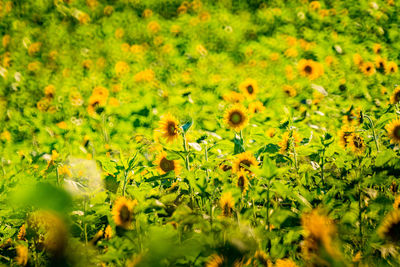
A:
<box><xmin>246</xmin><ymin>85</ymin><xmax>254</xmax><ymax>94</ymax></box>
<box><xmin>366</xmin><ymin>66</ymin><xmax>371</xmax><ymax>71</ymax></box>
<box><xmin>167</xmin><ymin>122</ymin><xmax>177</xmax><ymax>136</ymax></box>
<box><xmin>160</xmin><ymin>157</ymin><xmax>174</xmax><ymax>172</ymax></box>
<box><xmin>353</xmin><ymin>136</ymin><xmax>363</xmax><ymax>148</ymax></box>
<box><xmin>395</xmin><ymin>92</ymin><xmax>400</xmax><ymax>103</ymax></box>
<box><xmin>239</xmin><ymin>159</ymin><xmax>252</xmax><ymax>170</ymax></box>
<box><xmin>119</xmin><ymin>205</ymin><xmax>131</xmax><ymax>223</ymax></box>
<box><xmin>391</xmin><ymin>67</ymin><xmax>395</xmax><ymax>72</ymax></box>
<box><xmin>394</xmin><ymin>126</ymin><xmax>400</xmax><ymax>139</ymax></box>
<box><xmin>223</xmin><ymin>203</ymin><xmax>231</xmax><ymax>216</ymax></box>
<box><xmin>387</xmin><ymin>221</ymin><xmax>400</xmax><ymax>242</ymax></box>
<box><xmin>230</xmin><ymin>112</ymin><xmax>243</xmax><ymax>125</ymax></box>
<box><xmin>91</xmin><ymin>100</ymin><xmax>100</xmax><ymax>107</ymax></box>
<box><xmin>238</xmin><ymin>176</ymin><xmax>245</xmax><ymax>188</ymax></box>
<box><xmin>343</xmin><ymin>132</ymin><xmax>352</xmax><ymax>144</ymax></box>
<box><xmin>304</xmin><ymin>65</ymin><xmax>312</xmax><ymax>74</ymax></box>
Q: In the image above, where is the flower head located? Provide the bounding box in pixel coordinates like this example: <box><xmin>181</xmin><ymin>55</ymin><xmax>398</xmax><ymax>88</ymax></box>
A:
<box><xmin>158</xmin><ymin>114</ymin><xmax>180</xmax><ymax>143</ymax></box>
<box><xmin>224</xmin><ymin>104</ymin><xmax>249</xmax><ymax>131</ymax></box>
<box><xmin>112</xmin><ymin>197</ymin><xmax>138</xmax><ymax>229</ymax></box>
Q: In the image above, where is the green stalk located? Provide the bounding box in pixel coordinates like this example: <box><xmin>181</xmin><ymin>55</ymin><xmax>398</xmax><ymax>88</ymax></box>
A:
<box><xmin>122</xmin><ymin>169</ymin><xmax>128</xmax><ymax>196</ymax></box>
<box><xmin>364</xmin><ymin>115</ymin><xmax>380</xmax><ymax>153</ymax></box>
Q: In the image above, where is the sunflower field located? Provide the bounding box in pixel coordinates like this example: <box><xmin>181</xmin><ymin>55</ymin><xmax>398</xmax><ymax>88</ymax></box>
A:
<box><xmin>2</xmin><ymin>0</ymin><xmax>400</xmax><ymax>266</ymax></box>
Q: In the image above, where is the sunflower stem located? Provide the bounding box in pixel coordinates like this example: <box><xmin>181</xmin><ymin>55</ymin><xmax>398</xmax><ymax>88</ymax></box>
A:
<box><xmin>182</xmin><ymin>132</ymin><xmax>190</xmax><ymax>171</ymax></box>
<box><xmin>290</xmin><ymin>130</ymin><xmax>299</xmax><ymax>173</ymax></box>
<box><xmin>364</xmin><ymin>115</ymin><xmax>380</xmax><ymax>153</ymax></box>
<box><xmin>320</xmin><ymin>146</ymin><xmax>326</xmax><ymax>186</ymax></box>
<box><xmin>358</xmin><ymin>182</ymin><xmax>363</xmax><ymax>248</ymax></box>
<box><xmin>122</xmin><ymin>169</ymin><xmax>128</xmax><ymax>197</ymax></box>
<box><xmin>101</xmin><ymin>113</ymin><xmax>109</xmax><ymax>143</ymax></box>
<box><xmin>266</xmin><ymin>180</ymin><xmax>270</xmax><ymax>231</ymax></box>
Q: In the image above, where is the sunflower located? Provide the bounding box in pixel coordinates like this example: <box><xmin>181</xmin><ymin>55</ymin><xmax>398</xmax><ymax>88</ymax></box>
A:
<box><xmin>87</xmin><ymin>94</ymin><xmax>106</xmax><ymax>116</ymax></box>
<box><xmin>373</xmin><ymin>43</ymin><xmax>382</xmax><ymax>54</ymax></box>
<box><xmin>236</xmin><ymin>170</ymin><xmax>249</xmax><ymax>193</ymax></box>
<box><xmin>390</xmin><ymin>87</ymin><xmax>400</xmax><ymax>104</ymax></box>
<box><xmin>282</xmin><ymin>84</ymin><xmax>297</xmax><ymax>97</ymax></box>
<box><xmin>385</xmin><ymin>119</ymin><xmax>400</xmax><ymax>144</ymax></box>
<box><xmin>223</xmin><ymin>91</ymin><xmax>244</xmax><ymax>103</ymax></box>
<box><xmin>353</xmin><ymin>53</ymin><xmax>363</xmax><ymax>66</ymax></box>
<box><xmin>206</xmin><ymin>254</ymin><xmax>225</xmax><ymax>267</ymax></box>
<box><xmin>104</xmin><ymin>225</ymin><xmax>112</xmax><ymax>240</ymax></box>
<box><xmin>158</xmin><ymin>114</ymin><xmax>180</xmax><ymax>143</ymax></box>
<box><xmin>337</xmin><ymin>125</ymin><xmax>354</xmax><ymax>149</ymax></box>
<box><xmin>298</xmin><ymin>59</ymin><xmax>323</xmax><ymax>80</ymax></box>
<box><xmin>153</xmin><ymin>151</ymin><xmax>181</xmax><ymax>175</ymax></box>
<box><xmin>223</xmin><ymin>104</ymin><xmax>249</xmax><ymax>131</ymax></box>
<box><xmin>232</xmin><ymin>152</ymin><xmax>258</xmax><ymax>173</ymax></box>
<box><xmin>253</xmin><ymin>251</ymin><xmax>270</xmax><ymax>267</ymax></box>
<box><xmin>15</xmin><ymin>245</ymin><xmax>28</xmax><ymax>266</ymax></box>
<box><xmin>378</xmin><ymin>210</ymin><xmax>400</xmax><ymax>242</ymax></box>
<box><xmin>248</xmin><ymin>101</ymin><xmax>265</xmax><ymax>114</ymax></box>
<box><xmin>348</xmin><ymin>134</ymin><xmax>365</xmax><ymax>155</ymax></box>
<box><xmin>342</xmin><ymin>107</ymin><xmax>362</xmax><ymax>125</ymax></box>
<box><xmin>375</xmin><ymin>56</ymin><xmax>386</xmax><ymax>71</ymax></box>
<box><xmin>302</xmin><ymin>209</ymin><xmax>336</xmax><ymax>244</ymax></box>
<box><xmin>301</xmin><ymin>209</ymin><xmax>338</xmax><ymax>260</ymax></box>
<box><xmin>27</xmin><ymin>211</ymin><xmax>68</xmax><ymax>257</ymax></box>
<box><xmin>385</xmin><ymin>61</ymin><xmax>398</xmax><ymax>74</ymax></box>
<box><xmin>361</xmin><ymin>62</ymin><xmax>375</xmax><ymax>76</ymax></box>
<box><xmin>278</xmin><ymin>131</ymin><xmax>301</xmax><ymax>154</ymax></box>
<box><xmin>239</xmin><ymin>78</ymin><xmax>258</xmax><ymax>99</ymax></box>
<box><xmin>112</xmin><ymin>197</ymin><xmax>138</xmax><ymax>229</ymax></box>
<box><xmin>220</xmin><ymin>192</ymin><xmax>235</xmax><ymax>217</ymax></box>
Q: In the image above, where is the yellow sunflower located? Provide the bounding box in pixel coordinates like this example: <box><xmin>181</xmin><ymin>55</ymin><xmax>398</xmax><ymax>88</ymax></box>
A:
<box><xmin>298</xmin><ymin>59</ymin><xmax>323</xmax><ymax>80</ymax></box>
<box><xmin>348</xmin><ymin>133</ymin><xmax>365</xmax><ymax>155</ymax></box>
<box><xmin>248</xmin><ymin>101</ymin><xmax>265</xmax><ymax>114</ymax></box>
<box><xmin>15</xmin><ymin>245</ymin><xmax>28</xmax><ymax>266</ymax></box>
<box><xmin>385</xmin><ymin>119</ymin><xmax>400</xmax><ymax>144</ymax></box>
<box><xmin>337</xmin><ymin>125</ymin><xmax>354</xmax><ymax>149</ymax></box>
<box><xmin>253</xmin><ymin>251</ymin><xmax>270</xmax><ymax>267</ymax></box>
<box><xmin>220</xmin><ymin>192</ymin><xmax>235</xmax><ymax>217</ymax></box>
<box><xmin>390</xmin><ymin>87</ymin><xmax>400</xmax><ymax>104</ymax></box>
<box><xmin>223</xmin><ymin>104</ymin><xmax>249</xmax><ymax>131</ymax></box>
<box><xmin>236</xmin><ymin>170</ymin><xmax>249</xmax><ymax>193</ymax></box>
<box><xmin>378</xmin><ymin>210</ymin><xmax>400</xmax><ymax>242</ymax></box>
<box><xmin>158</xmin><ymin>114</ymin><xmax>180</xmax><ymax>143</ymax></box>
<box><xmin>361</xmin><ymin>62</ymin><xmax>375</xmax><ymax>76</ymax></box>
<box><xmin>301</xmin><ymin>209</ymin><xmax>338</xmax><ymax>260</ymax></box>
<box><xmin>375</xmin><ymin>55</ymin><xmax>386</xmax><ymax>70</ymax></box>
<box><xmin>27</xmin><ymin>211</ymin><xmax>68</xmax><ymax>257</ymax></box>
<box><xmin>283</xmin><ymin>84</ymin><xmax>297</xmax><ymax>97</ymax></box>
<box><xmin>87</xmin><ymin>94</ymin><xmax>106</xmax><ymax>116</ymax></box>
<box><xmin>239</xmin><ymin>78</ymin><xmax>258</xmax><ymax>99</ymax></box>
<box><xmin>385</xmin><ymin>61</ymin><xmax>398</xmax><ymax>74</ymax></box>
<box><xmin>373</xmin><ymin>43</ymin><xmax>382</xmax><ymax>54</ymax></box>
<box><xmin>278</xmin><ymin>131</ymin><xmax>301</xmax><ymax>154</ymax></box>
<box><xmin>112</xmin><ymin>197</ymin><xmax>138</xmax><ymax>229</ymax></box>
<box><xmin>342</xmin><ymin>107</ymin><xmax>362</xmax><ymax>126</ymax></box>
<box><xmin>353</xmin><ymin>53</ymin><xmax>363</xmax><ymax>66</ymax></box>
<box><xmin>206</xmin><ymin>254</ymin><xmax>225</xmax><ymax>267</ymax></box>
<box><xmin>232</xmin><ymin>151</ymin><xmax>258</xmax><ymax>173</ymax></box>
<box><xmin>153</xmin><ymin>151</ymin><xmax>181</xmax><ymax>175</ymax></box>
<box><xmin>223</xmin><ymin>91</ymin><xmax>244</xmax><ymax>103</ymax></box>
